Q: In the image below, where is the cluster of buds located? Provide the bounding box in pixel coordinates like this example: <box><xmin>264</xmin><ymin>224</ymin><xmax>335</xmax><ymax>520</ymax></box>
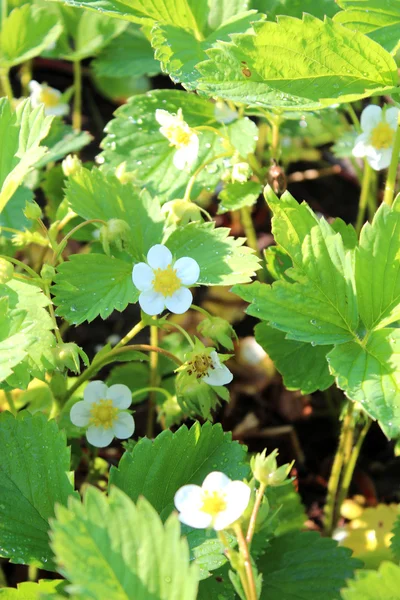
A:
<box><xmin>251</xmin><ymin>448</ymin><xmax>294</xmax><ymax>487</ymax></box>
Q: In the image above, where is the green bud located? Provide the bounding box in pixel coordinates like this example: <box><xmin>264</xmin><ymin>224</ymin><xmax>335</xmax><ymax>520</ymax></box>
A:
<box><xmin>40</xmin><ymin>263</ymin><xmax>56</xmax><ymax>284</ymax></box>
<box><xmin>0</xmin><ymin>258</ymin><xmax>14</xmax><ymax>283</ymax></box>
<box><xmin>161</xmin><ymin>199</ymin><xmax>201</xmax><ymax>226</ymax></box>
<box><xmin>100</xmin><ymin>218</ymin><xmax>131</xmax><ymax>255</ymax></box>
<box><xmin>250</xmin><ymin>449</ymin><xmax>293</xmax><ymax>487</ymax></box>
<box><xmin>197</xmin><ymin>316</ymin><xmax>237</xmax><ymax>351</ymax></box>
<box><xmin>62</xmin><ymin>154</ymin><xmax>82</xmax><ymax>177</ymax></box>
<box><xmin>53</xmin><ymin>342</ymin><xmax>89</xmax><ymax>374</ymax></box>
<box><xmin>23</xmin><ymin>200</ymin><xmax>42</xmax><ymax>220</ymax></box>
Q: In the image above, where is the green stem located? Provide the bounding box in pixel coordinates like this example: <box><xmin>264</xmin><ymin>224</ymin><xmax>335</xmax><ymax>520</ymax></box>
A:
<box><xmin>355</xmin><ymin>162</ymin><xmax>372</xmax><ymax>235</ymax></box>
<box><xmin>43</xmin><ymin>283</ymin><xmax>63</xmax><ymax>344</ymax></box>
<box><xmin>114</xmin><ymin>320</ymin><xmax>146</xmax><ymax>349</ymax></box>
<box><xmin>217</xmin><ymin>531</ymin><xmax>250</xmax><ymax>600</ymax></box>
<box><xmin>64</xmin><ymin>344</ymin><xmax>182</xmax><ymax>402</ymax></box>
<box><xmin>183</xmin><ymin>153</ymin><xmax>231</xmax><ymax>202</ymax></box>
<box><xmin>346</xmin><ymin>103</ymin><xmax>361</xmax><ymax>132</ymax></box>
<box><xmin>271</xmin><ymin>120</ymin><xmax>280</xmax><ymax>160</ymax></box>
<box><xmin>52</xmin><ymin>218</ymin><xmax>106</xmax><ymax>264</ymax></box>
<box><xmin>246</xmin><ymin>482</ymin><xmax>267</xmax><ymax>546</ymax></box>
<box><xmin>0</xmin><ymin>69</ymin><xmax>13</xmax><ymax>101</ymax></box>
<box><xmin>72</xmin><ymin>60</ymin><xmax>82</xmax><ymax>131</ymax></box>
<box><xmin>162</xmin><ymin>320</ymin><xmax>194</xmax><ymax>348</ymax></box>
<box><xmin>323</xmin><ymin>402</ymin><xmax>355</xmax><ymax>536</ymax></box>
<box><xmin>0</xmin><ymin>255</ymin><xmax>43</xmax><ymax>281</ymax></box>
<box><xmin>240</xmin><ymin>206</ymin><xmax>264</xmax><ymax>281</ymax></box>
<box><xmin>383</xmin><ymin>109</ymin><xmax>400</xmax><ymax>206</ymax></box>
<box><xmin>131</xmin><ymin>386</ymin><xmax>172</xmax><ymax>402</ymax></box>
<box><xmin>1</xmin><ymin>0</ymin><xmax>7</xmax><ymax>23</ymax></box>
<box><xmin>146</xmin><ymin>325</ymin><xmax>159</xmax><ymax>439</ymax></box>
<box><xmin>233</xmin><ymin>524</ymin><xmax>257</xmax><ymax>600</ymax></box>
<box><xmin>20</xmin><ymin>59</ymin><xmax>33</xmax><ymax>96</ymax></box>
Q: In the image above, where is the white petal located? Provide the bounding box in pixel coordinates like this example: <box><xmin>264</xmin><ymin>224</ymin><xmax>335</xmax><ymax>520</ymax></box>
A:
<box><xmin>174</xmin><ymin>484</ymin><xmax>203</xmax><ymax>513</ymax></box>
<box><xmin>352</xmin><ymin>133</ymin><xmax>369</xmax><ymax>158</ymax></box>
<box><xmin>70</xmin><ymin>401</ymin><xmax>91</xmax><ymax>427</ymax></box>
<box><xmin>47</xmin><ymin>103</ymin><xmax>69</xmax><ymax>117</ymax></box>
<box><xmin>210</xmin><ymin>351</ymin><xmax>222</xmax><ymax>369</ymax></box>
<box><xmin>174</xmin><ymin>257</ymin><xmax>200</xmax><ymax>285</ymax></box>
<box><xmin>179</xmin><ymin>510</ymin><xmax>213</xmax><ymax>529</ymax></box>
<box><xmin>213</xmin><ymin>481</ymin><xmax>251</xmax><ymax>531</ymax></box>
<box><xmin>360</xmin><ymin>105</ymin><xmax>383</xmax><ymax>133</ymax></box>
<box><xmin>132</xmin><ymin>262</ymin><xmax>154</xmax><ymax>291</ymax></box>
<box><xmin>147</xmin><ymin>244</ymin><xmax>172</xmax><ymax>269</ymax></box>
<box><xmin>173</xmin><ymin>147</ymin><xmax>189</xmax><ymax>170</ymax></box>
<box><xmin>28</xmin><ymin>80</ymin><xmax>40</xmax><ymax>93</ymax></box>
<box><xmin>164</xmin><ymin>287</ymin><xmax>193</xmax><ymax>314</ymax></box>
<box><xmin>368</xmin><ymin>148</ymin><xmax>392</xmax><ymax>171</ymax></box>
<box><xmin>203</xmin><ymin>363</ymin><xmax>233</xmax><ymax>386</ymax></box>
<box><xmin>106</xmin><ymin>384</ymin><xmax>132</xmax><ymax>409</ymax></box>
<box><xmin>139</xmin><ymin>290</ymin><xmax>166</xmax><ymax>315</ymax></box>
<box><xmin>186</xmin><ymin>135</ymin><xmax>199</xmax><ymax>166</ymax></box>
<box><xmin>86</xmin><ymin>426</ymin><xmax>114</xmax><ymax>448</ymax></box>
<box><xmin>202</xmin><ymin>471</ymin><xmax>231</xmax><ymax>493</ymax></box>
<box><xmin>112</xmin><ymin>412</ymin><xmax>135</xmax><ymax>439</ymax></box>
<box><xmin>83</xmin><ymin>381</ymin><xmax>108</xmax><ymax>404</ymax></box>
<box><xmin>385</xmin><ymin>107</ymin><xmax>399</xmax><ymax>130</ymax></box>
<box><xmin>156</xmin><ymin>109</ymin><xmax>173</xmax><ymax>127</ymax></box>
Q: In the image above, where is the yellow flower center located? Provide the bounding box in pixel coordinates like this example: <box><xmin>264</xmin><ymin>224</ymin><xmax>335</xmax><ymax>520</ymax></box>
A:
<box><xmin>89</xmin><ymin>399</ymin><xmax>118</xmax><ymax>429</ymax></box>
<box><xmin>165</xmin><ymin>125</ymin><xmax>192</xmax><ymax>148</ymax></box>
<box><xmin>152</xmin><ymin>264</ymin><xmax>182</xmax><ymax>296</ymax></box>
<box><xmin>39</xmin><ymin>87</ymin><xmax>60</xmax><ymax>108</ymax></box>
<box><xmin>187</xmin><ymin>354</ymin><xmax>213</xmax><ymax>379</ymax></box>
<box><xmin>370</xmin><ymin>122</ymin><xmax>394</xmax><ymax>150</ymax></box>
<box><xmin>201</xmin><ymin>490</ymin><xmax>227</xmax><ymax>516</ymax></box>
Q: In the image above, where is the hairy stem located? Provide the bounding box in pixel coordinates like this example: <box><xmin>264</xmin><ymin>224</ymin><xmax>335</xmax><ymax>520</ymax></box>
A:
<box><xmin>233</xmin><ymin>524</ymin><xmax>257</xmax><ymax>600</ymax></box>
<box><xmin>246</xmin><ymin>482</ymin><xmax>266</xmax><ymax>545</ymax></box>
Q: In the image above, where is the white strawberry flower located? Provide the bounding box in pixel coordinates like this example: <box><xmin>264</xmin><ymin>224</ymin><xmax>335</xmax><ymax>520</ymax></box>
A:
<box><xmin>155</xmin><ymin>108</ymin><xmax>199</xmax><ymax>170</ymax></box>
<box><xmin>352</xmin><ymin>105</ymin><xmax>399</xmax><ymax>171</ymax></box>
<box><xmin>186</xmin><ymin>349</ymin><xmax>233</xmax><ymax>386</ymax></box>
<box><xmin>70</xmin><ymin>381</ymin><xmax>135</xmax><ymax>448</ymax></box>
<box><xmin>174</xmin><ymin>471</ymin><xmax>251</xmax><ymax>531</ymax></box>
<box><xmin>132</xmin><ymin>244</ymin><xmax>200</xmax><ymax>316</ymax></box>
<box><xmin>28</xmin><ymin>80</ymin><xmax>69</xmax><ymax>117</ymax></box>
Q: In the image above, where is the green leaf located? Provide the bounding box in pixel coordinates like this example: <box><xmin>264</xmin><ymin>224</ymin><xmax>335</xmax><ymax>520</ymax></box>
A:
<box><xmin>65</xmin><ymin>167</ymin><xmax>163</xmax><ymax>260</ymax></box>
<box><xmin>328</xmin><ymin>328</ymin><xmax>400</xmax><ymax>438</ymax></box>
<box><xmin>196</xmin><ymin>15</ymin><xmax>398</xmax><ymax>109</ymax></box>
<box><xmin>151</xmin><ymin>12</ymin><xmax>264</xmax><ymax>91</ymax></box>
<box><xmin>109</xmin><ymin>422</ymin><xmax>249</xmax><ymax>576</ymax></box>
<box><xmin>0</xmin><ymin>580</ymin><xmax>65</xmax><ymax>599</ymax></box>
<box><xmin>334</xmin><ymin>0</ymin><xmax>400</xmax><ymax>54</ymax></box>
<box><xmin>197</xmin><ymin>564</ymin><xmax>236</xmax><ymax>600</ymax></box>
<box><xmin>391</xmin><ymin>511</ymin><xmax>400</xmax><ymax>561</ymax></box>
<box><xmin>0</xmin><ymin>298</ymin><xmax>33</xmax><ymax>383</ymax></box>
<box><xmin>35</xmin><ymin>122</ymin><xmax>92</xmax><ymax>169</ymax></box>
<box><xmin>255</xmin><ymin>322</ymin><xmax>334</xmax><ymax>394</ymax></box>
<box><xmin>100</xmin><ymin>89</ymin><xmax>225</xmax><ymax>202</ymax></box>
<box><xmin>165</xmin><ymin>222</ymin><xmax>261</xmax><ymax>285</ymax></box>
<box><xmin>0</xmin><ymin>187</ymin><xmax>31</xmax><ymax>238</ymax></box>
<box><xmin>93</xmin><ymin>25</ymin><xmax>160</xmax><ymax>78</ymax></box>
<box><xmin>265</xmin><ymin>481</ymin><xmax>306</xmax><ymax>536</ymax></box>
<box><xmin>218</xmin><ymin>181</ymin><xmax>261</xmax><ymax>214</ymax></box>
<box><xmin>0</xmin><ymin>411</ymin><xmax>77</xmax><ymax>569</ymax></box>
<box><xmin>51</xmin><ymin>486</ymin><xmax>198</xmax><ymax>599</ymax></box>
<box><xmin>0</xmin><ymin>4</ymin><xmax>62</xmax><ymax>68</ymax></box>
<box><xmin>52</xmin><ymin>254</ymin><xmax>138</xmax><ymax>325</ymax></box>
<box><xmin>1</xmin><ymin>279</ymin><xmax>56</xmax><ymax>388</ymax></box>
<box><xmin>0</xmin><ymin>99</ymin><xmax>52</xmax><ymax>214</ymax></box>
<box><xmin>251</xmin><ymin>0</ymin><xmax>339</xmax><ymax>19</ymax></box>
<box><xmin>355</xmin><ymin>198</ymin><xmax>400</xmax><ymax>331</ymax></box>
<box><xmin>257</xmin><ymin>531</ymin><xmax>361</xmax><ymax>600</ymax></box>
<box><xmin>341</xmin><ymin>561</ymin><xmax>400</xmax><ymax>600</ymax></box>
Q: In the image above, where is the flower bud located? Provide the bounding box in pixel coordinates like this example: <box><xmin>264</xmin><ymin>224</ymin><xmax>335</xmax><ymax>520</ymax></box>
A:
<box><xmin>40</xmin><ymin>263</ymin><xmax>56</xmax><ymax>284</ymax></box>
<box><xmin>23</xmin><ymin>200</ymin><xmax>42</xmax><ymax>220</ymax></box>
<box><xmin>100</xmin><ymin>218</ymin><xmax>131</xmax><ymax>255</ymax></box>
<box><xmin>0</xmin><ymin>258</ymin><xmax>13</xmax><ymax>283</ymax></box>
<box><xmin>62</xmin><ymin>154</ymin><xmax>82</xmax><ymax>177</ymax></box>
<box><xmin>161</xmin><ymin>199</ymin><xmax>201</xmax><ymax>227</ymax></box>
<box><xmin>53</xmin><ymin>342</ymin><xmax>89</xmax><ymax>374</ymax></box>
<box><xmin>251</xmin><ymin>449</ymin><xmax>293</xmax><ymax>487</ymax></box>
<box><xmin>197</xmin><ymin>316</ymin><xmax>237</xmax><ymax>351</ymax></box>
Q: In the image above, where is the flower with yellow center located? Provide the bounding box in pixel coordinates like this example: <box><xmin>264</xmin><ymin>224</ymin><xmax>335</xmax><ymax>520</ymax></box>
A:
<box><xmin>28</xmin><ymin>80</ymin><xmax>69</xmax><ymax>117</ymax></box>
<box><xmin>70</xmin><ymin>381</ymin><xmax>135</xmax><ymax>447</ymax></box>
<box><xmin>353</xmin><ymin>105</ymin><xmax>399</xmax><ymax>171</ymax></box>
<box><xmin>132</xmin><ymin>244</ymin><xmax>200</xmax><ymax>316</ymax></box>
<box><xmin>186</xmin><ymin>349</ymin><xmax>233</xmax><ymax>386</ymax></box>
<box><xmin>174</xmin><ymin>472</ymin><xmax>251</xmax><ymax>531</ymax></box>
<box><xmin>155</xmin><ymin>108</ymin><xmax>199</xmax><ymax>170</ymax></box>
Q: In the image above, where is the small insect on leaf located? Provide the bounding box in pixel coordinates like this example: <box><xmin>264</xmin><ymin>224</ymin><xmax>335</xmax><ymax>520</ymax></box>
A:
<box><xmin>241</xmin><ymin>60</ymin><xmax>252</xmax><ymax>78</ymax></box>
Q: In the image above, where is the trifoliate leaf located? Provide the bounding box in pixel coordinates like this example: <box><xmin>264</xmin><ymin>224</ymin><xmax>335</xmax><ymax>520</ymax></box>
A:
<box><xmin>196</xmin><ymin>15</ymin><xmax>398</xmax><ymax>109</ymax></box>
<box><xmin>165</xmin><ymin>221</ymin><xmax>261</xmax><ymax>285</ymax></box>
<box><xmin>1</xmin><ymin>279</ymin><xmax>56</xmax><ymax>388</ymax></box>
<box><xmin>50</xmin><ymin>487</ymin><xmax>199</xmax><ymax>599</ymax></box>
<box><xmin>334</xmin><ymin>0</ymin><xmax>400</xmax><ymax>54</ymax></box>
<box><xmin>109</xmin><ymin>422</ymin><xmax>249</xmax><ymax>576</ymax></box>
<box><xmin>93</xmin><ymin>25</ymin><xmax>160</xmax><ymax>78</ymax></box>
<box><xmin>0</xmin><ymin>4</ymin><xmax>62</xmax><ymax>69</ymax></box>
<box><xmin>355</xmin><ymin>197</ymin><xmax>400</xmax><ymax>331</ymax></box>
<box><xmin>0</xmin><ymin>411</ymin><xmax>77</xmax><ymax>569</ymax></box>
<box><xmin>218</xmin><ymin>181</ymin><xmax>261</xmax><ymax>214</ymax></box>
<box><xmin>0</xmin><ymin>99</ymin><xmax>52</xmax><ymax>213</ymax></box>
<box><xmin>52</xmin><ymin>254</ymin><xmax>138</xmax><ymax>325</ymax></box>
<box><xmin>100</xmin><ymin>90</ymin><xmax>226</xmax><ymax>202</ymax></box>
<box><xmin>328</xmin><ymin>328</ymin><xmax>400</xmax><ymax>439</ymax></box>
<box><xmin>0</xmin><ymin>579</ymin><xmax>65</xmax><ymax>599</ymax></box>
<box><xmin>65</xmin><ymin>167</ymin><xmax>163</xmax><ymax>260</ymax></box>
<box><xmin>257</xmin><ymin>531</ymin><xmax>361</xmax><ymax>600</ymax></box>
<box><xmin>341</xmin><ymin>561</ymin><xmax>400</xmax><ymax>600</ymax></box>
<box><xmin>255</xmin><ymin>322</ymin><xmax>334</xmax><ymax>394</ymax></box>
